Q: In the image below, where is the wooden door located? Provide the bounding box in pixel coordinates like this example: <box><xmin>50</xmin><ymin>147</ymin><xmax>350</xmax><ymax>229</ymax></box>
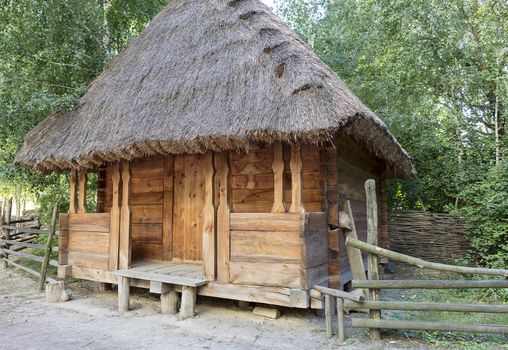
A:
<box><xmin>172</xmin><ymin>154</ymin><xmax>207</xmax><ymax>262</ymax></box>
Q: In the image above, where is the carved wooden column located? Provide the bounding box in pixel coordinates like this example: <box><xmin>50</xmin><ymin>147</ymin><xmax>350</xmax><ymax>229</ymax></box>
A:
<box><xmin>68</xmin><ymin>170</ymin><xmax>78</xmax><ymax>214</ymax></box>
<box><xmin>289</xmin><ymin>143</ymin><xmax>304</xmax><ymax>213</ymax></box>
<box><xmin>271</xmin><ymin>143</ymin><xmax>287</xmax><ymax>213</ymax></box>
<box><xmin>119</xmin><ymin>161</ymin><xmax>131</xmax><ymax>270</ymax></box>
<box><xmin>202</xmin><ymin>152</ymin><xmax>216</xmax><ymax>281</ymax></box>
<box><xmin>108</xmin><ymin>163</ymin><xmax>121</xmax><ymax>271</ymax></box>
<box><xmin>77</xmin><ymin>169</ymin><xmax>87</xmax><ymax>213</ymax></box>
<box><xmin>215</xmin><ymin>153</ymin><xmax>230</xmax><ymax>283</ymax></box>
<box><xmin>162</xmin><ymin>156</ymin><xmax>174</xmax><ymax>261</ymax></box>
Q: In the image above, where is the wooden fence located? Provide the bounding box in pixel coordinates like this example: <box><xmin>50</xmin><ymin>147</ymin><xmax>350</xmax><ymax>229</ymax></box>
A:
<box><xmin>316</xmin><ymin>180</ymin><xmax>508</xmax><ymax>343</ymax></box>
<box><xmin>0</xmin><ymin>200</ymin><xmax>59</xmax><ymax>290</ymax></box>
<box><xmin>388</xmin><ymin>211</ymin><xmax>469</xmax><ymax>263</ymax></box>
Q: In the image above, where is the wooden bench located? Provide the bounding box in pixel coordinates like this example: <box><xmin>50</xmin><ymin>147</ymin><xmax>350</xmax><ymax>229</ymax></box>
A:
<box><xmin>113</xmin><ymin>269</ymin><xmax>207</xmax><ymax>320</ymax></box>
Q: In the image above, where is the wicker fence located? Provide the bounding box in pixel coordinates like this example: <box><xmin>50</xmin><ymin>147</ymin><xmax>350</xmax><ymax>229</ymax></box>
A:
<box><xmin>388</xmin><ymin>211</ymin><xmax>469</xmax><ymax>263</ymax></box>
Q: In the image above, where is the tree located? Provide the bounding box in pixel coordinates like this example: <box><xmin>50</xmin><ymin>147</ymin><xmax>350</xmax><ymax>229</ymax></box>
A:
<box><xmin>0</xmin><ymin>0</ymin><xmax>168</xmax><ymax>219</ymax></box>
<box><xmin>276</xmin><ymin>0</ymin><xmax>508</xmax><ymax>212</ymax></box>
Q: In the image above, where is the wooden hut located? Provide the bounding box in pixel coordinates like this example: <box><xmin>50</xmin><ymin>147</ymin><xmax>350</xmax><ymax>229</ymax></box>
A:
<box><xmin>15</xmin><ymin>0</ymin><xmax>414</xmax><ymax>317</ymax></box>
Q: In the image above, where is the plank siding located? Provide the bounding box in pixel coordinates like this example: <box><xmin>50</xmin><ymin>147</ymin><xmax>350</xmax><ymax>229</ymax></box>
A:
<box><xmin>66</xmin><ymin>213</ymin><xmax>110</xmax><ymax>270</ymax></box>
<box><xmin>130</xmin><ymin>158</ymin><xmax>165</xmax><ymax>261</ymax></box>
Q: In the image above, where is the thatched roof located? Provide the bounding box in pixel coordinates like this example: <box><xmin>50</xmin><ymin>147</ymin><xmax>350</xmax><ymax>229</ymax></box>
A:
<box><xmin>15</xmin><ymin>0</ymin><xmax>415</xmax><ymax>178</ymax></box>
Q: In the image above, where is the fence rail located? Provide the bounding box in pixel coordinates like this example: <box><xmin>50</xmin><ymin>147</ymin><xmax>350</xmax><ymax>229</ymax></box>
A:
<box><xmin>315</xmin><ymin>179</ymin><xmax>508</xmax><ymax>343</ymax></box>
<box><xmin>1</xmin><ymin>201</ymin><xmax>59</xmax><ymax>290</ymax></box>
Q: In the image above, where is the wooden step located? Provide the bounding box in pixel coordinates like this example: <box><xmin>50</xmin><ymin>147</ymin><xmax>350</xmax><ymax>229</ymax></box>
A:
<box><xmin>113</xmin><ymin>269</ymin><xmax>207</xmax><ymax>287</ymax></box>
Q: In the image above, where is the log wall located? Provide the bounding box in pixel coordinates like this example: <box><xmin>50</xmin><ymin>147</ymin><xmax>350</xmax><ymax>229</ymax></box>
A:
<box><xmin>229</xmin><ymin>212</ymin><xmax>328</xmax><ymax>289</ymax></box>
<box><xmin>60</xmin><ymin>213</ymin><xmax>111</xmax><ymax>270</ymax></box>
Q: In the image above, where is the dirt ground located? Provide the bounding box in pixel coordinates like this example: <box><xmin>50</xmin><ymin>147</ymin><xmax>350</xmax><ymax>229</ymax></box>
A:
<box><xmin>0</xmin><ymin>267</ymin><xmax>484</xmax><ymax>350</ymax></box>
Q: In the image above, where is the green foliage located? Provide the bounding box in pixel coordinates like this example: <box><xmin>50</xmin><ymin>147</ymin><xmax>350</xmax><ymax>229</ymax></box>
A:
<box><xmin>455</xmin><ymin>162</ymin><xmax>508</xmax><ymax>269</ymax></box>
<box><xmin>276</xmin><ymin>0</ymin><xmax>508</xmax><ymax>268</ymax></box>
<box><xmin>0</xmin><ymin>0</ymin><xmax>168</xmax><ymax>213</ymax></box>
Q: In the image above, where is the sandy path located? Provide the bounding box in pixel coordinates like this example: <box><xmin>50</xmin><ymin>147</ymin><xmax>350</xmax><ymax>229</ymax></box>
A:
<box><xmin>0</xmin><ymin>268</ymin><xmax>437</xmax><ymax>350</ymax></box>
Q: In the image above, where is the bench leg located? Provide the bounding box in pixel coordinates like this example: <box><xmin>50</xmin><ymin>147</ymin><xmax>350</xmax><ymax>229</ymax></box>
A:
<box><xmin>118</xmin><ymin>277</ymin><xmax>130</xmax><ymax>313</ymax></box>
<box><xmin>161</xmin><ymin>288</ymin><xmax>180</xmax><ymax>315</ymax></box>
<box><xmin>179</xmin><ymin>286</ymin><xmax>196</xmax><ymax>320</ymax></box>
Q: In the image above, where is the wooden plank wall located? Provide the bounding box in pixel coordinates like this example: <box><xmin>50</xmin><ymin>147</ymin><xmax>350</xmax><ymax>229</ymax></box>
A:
<box><xmin>229</xmin><ymin>212</ymin><xmax>328</xmax><ymax>290</ymax></box>
<box><xmin>324</xmin><ymin>136</ymin><xmax>384</xmax><ymax>288</ymax></box>
<box><xmin>231</xmin><ymin>144</ymin><xmax>323</xmax><ymax>213</ymax></box>
<box><xmin>129</xmin><ymin>158</ymin><xmax>164</xmax><ymax>261</ymax></box>
<box><xmin>172</xmin><ymin>154</ymin><xmax>207</xmax><ymax>262</ymax></box>
<box><xmin>284</xmin><ymin>144</ymin><xmax>322</xmax><ymax>212</ymax></box>
<box><xmin>231</xmin><ymin>144</ymin><xmax>274</xmax><ymax>213</ymax></box>
<box><xmin>66</xmin><ymin>213</ymin><xmax>111</xmax><ymax>270</ymax></box>
<box><xmin>229</xmin><ymin>213</ymin><xmax>302</xmax><ymax>288</ymax></box>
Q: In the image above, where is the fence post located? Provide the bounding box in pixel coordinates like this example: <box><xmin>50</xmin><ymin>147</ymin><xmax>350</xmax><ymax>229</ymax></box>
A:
<box><xmin>1</xmin><ymin>198</ymin><xmax>13</xmax><ymax>269</ymax></box>
<box><xmin>337</xmin><ymin>297</ymin><xmax>345</xmax><ymax>343</ymax></box>
<box><xmin>324</xmin><ymin>294</ymin><xmax>333</xmax><ymax>339</ymax></box>
<box><xmin>39</xmin><ymin>202</ymin><xmax>59</xmax><ymax>291</ymax></box>
<box><xmin>365</xmin><ymin>179</ymin><xmax>381</xmax><ymax>340</ymax></box>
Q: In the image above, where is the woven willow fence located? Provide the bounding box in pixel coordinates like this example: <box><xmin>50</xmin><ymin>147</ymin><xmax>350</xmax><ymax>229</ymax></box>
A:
<box><xmin>388</xmin><ymin>211</ymin><xmax>469</xmax><ymax>263</ymax></box>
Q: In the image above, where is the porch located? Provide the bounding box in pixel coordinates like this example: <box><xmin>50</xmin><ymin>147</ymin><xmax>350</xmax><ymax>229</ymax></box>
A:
<box><xmin>113</xmin><ymin>260</ymin><xmax>207</xmax><ymax>320</ymax></box>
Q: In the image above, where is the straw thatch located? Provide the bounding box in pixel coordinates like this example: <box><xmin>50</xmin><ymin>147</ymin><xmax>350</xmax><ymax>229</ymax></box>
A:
<box><xmin>15</xmin><ymin>0</ymin><xmax>415</xmax><ymax>177</ymax></box>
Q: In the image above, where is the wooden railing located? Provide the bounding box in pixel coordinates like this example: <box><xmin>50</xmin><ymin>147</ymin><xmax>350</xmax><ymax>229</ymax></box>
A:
<box><xmin>0</xmin><ymin>202</ymin><xmax>59</xmax><ymax>290</ymax></box>
<box><xmin>315</xmin><ymin>179</ymin><xmax>508</xmax><ymax>342</ymax></box>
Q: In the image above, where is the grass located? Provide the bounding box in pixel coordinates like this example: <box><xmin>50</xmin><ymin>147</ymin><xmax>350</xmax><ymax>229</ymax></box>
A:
<box><xmin>378</xmin><ymin>270</ymin><xmax>508</xmax><ymax>349</ymax></box>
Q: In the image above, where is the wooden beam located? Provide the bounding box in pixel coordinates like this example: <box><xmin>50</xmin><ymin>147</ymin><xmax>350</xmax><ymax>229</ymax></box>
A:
<box><xmin>352</xmin><ymin>318</ymin><xmax>508</xmax><ymax>334</ymax></box>
<box><xmin>271</xmin><ymin>143</ymin><xmax>286</xmax><ymax>213</ymax></box>
<box><xmin>346</xmin><ymin>237</ymin><xmax>508</xmax><ymax>277</ymax></box>
<box><xmin>203</xmin><ymin>152</ymin><xmax>216</xmax><ymax>281</ymax></box>
<box><xmin>58</xmin><ymin>213</ymin><xmax>69</xmax><ymax>265</ymax></box>
<box><xmin>352</xmin><ymin>279</ymin><xmax>508</xmax><ymax>289</ymax></box>
<box><xmin>342</xmin><ymin>201</ymin><xmax>367</xmax><ymax>294</ymax></box>
<box><xmin>68</xmin><ymin>170</ymin><xmax>78</xmax><ymax>214</ymax></box>
<box><xmin>289</xmin><ymin>143</ymin><xmax>304</xmax><ymax>213</ymax></box>
<box><xmin>312</xmin><ymin>285</ymin><xmax>364</xmax><ymax>302</ymax></box>
<box><xmin>108</xmin><ymin>163</ymin><xmax>121</xmax><ymax>270</ymax></box>
<box><xmin>365</xmin><ymin>179</ymin><xmax>381</xmax><ymax>340</ymax></box>
<box><xmin>77</xmin><ymin>169</ymin><xmax>87</xmax><ymax>213</ymax></box>
<box><xmin>119</xmin><ymin>161</ymin><xmax>131</xmax><ymax>270</ymax></box>
<box><xmin>162</xmin><ymin>156</ymin><xmax>174</xmax><ymax>261</ymax></box>
<box><xmin>345</xmin><ymin>299</ymin><xmax>508</xmax><ymax>313</ymax></box>
<box><xmin>215</xmin><ymin>152</ymin><xmax>230</xmax><ymax>283</ymax></box>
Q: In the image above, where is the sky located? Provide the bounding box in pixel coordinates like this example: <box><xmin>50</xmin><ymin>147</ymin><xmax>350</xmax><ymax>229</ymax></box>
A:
<box><xmin>261</xmin><ymin>0</ymin><xmax>275</xmax><ymax>9</ymax></box>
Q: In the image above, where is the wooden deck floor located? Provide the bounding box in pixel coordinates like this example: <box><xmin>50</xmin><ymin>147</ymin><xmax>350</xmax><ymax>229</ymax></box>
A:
<box><xmin>114</xmin><ymin>260</ymin><xmax>207</xmax><ymax>287</ymax></box>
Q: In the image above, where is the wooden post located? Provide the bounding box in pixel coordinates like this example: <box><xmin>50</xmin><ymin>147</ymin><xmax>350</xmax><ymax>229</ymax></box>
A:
<box><xmin>118</xmin><ymin>276</ymin><xmax>130</xmax><ymax>312</ymax></box>
<box><xmin>1</xmin><ymin>198</ymin><xmax>12</xmax><ymax>268</ymax></box>
<box><xmin>77</xmin><ymin>169</ymin><xmax>87</xmax><ymax>213</ymax></box>
<box><xmin>119</xmin><ymin>161</ymin><xmax>131</xmax><ymax>270</ymax></box>
<box><xmin>109</xmin><ymin>163</ymin><xmax>121</xmax><ymax>270</ymax></box>
<box><xmin>379</xmin><ymin>176</ymin><xmax>389</xmax><ymax>260</ymax></box>
<box><xmin>342</xmin><ymin>200</ymin><xmax>367</xmax><ymax>295</ymax></box>
<box><xmin>203</xmin><ymin>152</ymin><xmax>216</xmax><ymax>281</ymax></box>
<box><xmin>365</xmin><ymin>179</ymin><xmax>381</xmax><ymax>340</ymax></box>
<box><xmin>179</xmin><ymin>286</ymin><xmax>197</xmax><ymax>320</ymax></box>
<box><xmin>337</xmin><ymin>298</ymin><xmax>345</xmax><ymax>343</ymax></box>
<box><xmin>162</xmin><ymin>156</ymin><xmax>174</xmax><ymax>261</ymax></box>
<box><xmin>324</xmin><ymin>294</ymin><xmax>333</xmax><ymax>339</ymax></box>
<box><xmin>215</xmin><ymin>153</ymin><xmax>230</xmax><ymax>283</ymax></box>
<box><xmin>68</xmin><ymin>170</ymin><xmax>78</xmax><ymax>214</ymax></box>
<box><xmin>289</xmin><ymin>143</ymin><xmax>304</xmax><ymax>213</ymax></box>
<box><xmin>96</xmin><ymin>168</ymin><xmax>106</xmax><ymax>213</ymax></box>
<box><xmin>271</xmin><ymin>143</ymin><xmax>286</xmax><ymax>213</ymax></box>
<box><xmin>39</xmin><ymin>201</ymin><xmax>59</xmax><ymax>291</ymax></box>
<box><xmin>161</xmin><ymin>288</ymin><xmax>180</xmax><ymax>315</ymax></box>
